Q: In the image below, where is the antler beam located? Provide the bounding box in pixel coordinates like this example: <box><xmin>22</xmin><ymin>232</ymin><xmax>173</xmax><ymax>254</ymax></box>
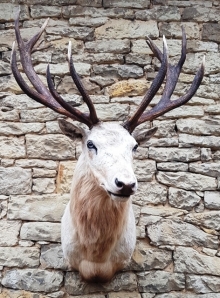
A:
<box><xmin>123</xmin><ymin>27</ymin><xmax>205</xmax><ymax>133</ymax></box>
<box><xmin>11</xmin><ymin>10</ymin><xmax>99</xmax><ymax>128</ymax></box>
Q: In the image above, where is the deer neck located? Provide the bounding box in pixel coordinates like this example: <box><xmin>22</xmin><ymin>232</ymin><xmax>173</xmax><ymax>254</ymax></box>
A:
<box><xmin>69</xmin><ymin>154</ymin><xmax>130</xmax><ymax>262</ymax></box>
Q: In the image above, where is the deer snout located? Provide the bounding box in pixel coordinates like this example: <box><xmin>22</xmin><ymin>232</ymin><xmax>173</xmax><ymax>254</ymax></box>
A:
<box><xmin>115</xmin><ymin>178</ymin><xmax>137</xmax><ymax>196</ymax></box>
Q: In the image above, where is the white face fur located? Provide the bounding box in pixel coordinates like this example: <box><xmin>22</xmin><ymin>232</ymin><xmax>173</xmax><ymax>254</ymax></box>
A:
<box><xmin>81</xmin><ymin>122</ymin><xmax>138</xmax><ymax>201</ymax></box>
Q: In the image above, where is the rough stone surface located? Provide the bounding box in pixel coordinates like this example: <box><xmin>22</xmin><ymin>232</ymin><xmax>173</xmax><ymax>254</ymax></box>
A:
<box><xmin>8</xmin><ymin>194</ymin><xmax>69</xmax><ymax>222</ymax></box>
<box><xmin>0</xmin><ymin>247</ymin><xmax>40</xmax><ymax>267</ymax></box>
<box><xmin>147</xmin><ymin>218</ymin><xmax>218</xmax><ymax>249</ymax></box>
<box><xmin>1</xmin><ymin>1</ymin><xmax>220</xmax><ymax>297</ymax></box>
<box><xmin>20</xmin><ymin>222</ymin><xmax>61</xmax><ymax>242</ymax></box>
<box><xmin>1</xmin><ymin>269</ymin><xmax>63</xmax><ymax>292</ymax></box>
<box><xmin>174</xmin><ymin>247</ymin><xmax>220</xmax><ymax>276</ymax></box>
<box><xmin>0</xmin><ymin>167</ymin><xmax>32</xmax><ymax>195</ymax></box>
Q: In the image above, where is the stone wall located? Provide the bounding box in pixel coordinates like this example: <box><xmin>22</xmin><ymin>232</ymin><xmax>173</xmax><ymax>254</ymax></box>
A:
<box><xmin>0</xmin><ymin>0</ymin><xmax>220</xmax><ymax>297</ymax></box>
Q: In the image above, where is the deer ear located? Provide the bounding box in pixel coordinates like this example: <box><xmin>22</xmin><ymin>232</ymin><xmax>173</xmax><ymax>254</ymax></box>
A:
<box><xmin>58</xmin><ymin>119</ymin><xmax>87</xmax><ymax>140</ymax></box>
<box><xmin>132</xmin><ymin>127</ymin><xmax>158</xmax><ymax>144</ymax></box>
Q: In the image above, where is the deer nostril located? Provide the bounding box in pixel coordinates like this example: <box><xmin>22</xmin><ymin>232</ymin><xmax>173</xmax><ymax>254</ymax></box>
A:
<box><xmin>130</xmin><ymin>182</ymin><xmax>136</xmax><ymax>189</ymax></box>
<box><xmin>115</xmin><ymin>178</ymin><xmax>124</xmax><ymax>188</ymax></box>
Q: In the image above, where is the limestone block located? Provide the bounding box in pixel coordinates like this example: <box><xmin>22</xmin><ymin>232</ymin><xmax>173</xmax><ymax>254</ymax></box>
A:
<box><xmin>70</xmin><ymin>16</ymin><xmax>108</xmax><ymax>27</ymax></box>
<box><xmin>33</xmin><ymin>178</ymin><xmax>56</xmax><ymax>194</ymax></box>
<box><xmin>26</xmin><ymin>134</ymin><xmax>75</xmax><ymax>160</ymax></box>
<box><xmin>0</xmin><ymin>27</ymin><xmax>42</xmax><ymax>48</ymax></box>
<box><xmin>30</xmin><ymin>5</ymin><xmax>61</xmax><ymax>18</ymax></box>
<box><xmin>92</xmin><ymin>103</ymin><xmax>129</xmax><ymax>121</ymax></box>
<box><xmin>0</xmin><ymin>200</ymin><xmax>7</xmax><ymax>219</ymax></box>
<box><xmin>133</xmin><ymin>182</ymin><xmax>167</xmax><ymax>206</ymax></box>
<box><xmin>136</xmin><ymin>6</ymin><xmax>180</xmax><ymax>21</ymax></box>
<box><xmin>58</xmin><ymin>76</ymin><xmax>100</xmax><ymax>95</ymax></box>
<box><xmin>46</xmin><ymin>26</ymin><xmax>94</xmax><ymax>41</ymax></box>
<box><xmin>186</xmin><ymin>274</ymin><xmax>220</xmax><ymax>294</ymax></box>
<box><xmin>0</xmin><ymin>289</ymin><xmax>48</xmax><ymax>298</ymax></box>
<box><xmin>204</xmin><ymin>191</ymin><xmax>220</xmax><ymax>209</ymax></box>
<box><xmin>20</xmin><ymin>222</ymin><xmax>61</xmax><ymax>242</ymax></box>
<box><xmin>160</xmin><ymin>106</ymin><xmax>204</xmax><ymax>119</ymax></box>
<box><xmin>159</xmin><ymin>22</ymin><xmax>200</xmax><ymax>39</ymax></box>
<box><xmin>157</xmin><ymin>171</ymin><xmax>217</xmax><ymax>191</ymax></box>
<box><xmin>189</xmin><ymin>162</ymin><xmax>220</xmax><ymax>177</ymax></box>
<box><xmin>65</xmin><ymin>271</ymin><xmax>137</xmax><ymax>295</ymax></box>
<box><xmin>103</xmin><ymin>0</ymin><xmax>150</xmax><ymax>8</ymax></box>
<box><xmin>157</xmin><ymin>162</ymin><xmax>188</xmax><ymax>172</ymax></box>
<box><xmin>182</xmin><ymin>6</ymin><xmax>220</xmax><ymax>22</ymax></box>
<box><xmin>40</xmin><ymin>244</ymin><xmax>68</xmax><ymax>270</ymax></box>
<box><xmin>0</xmin><ymin>107</ymin><xmax>19</xmax><ymax>121</ymax></box>
<box><xmin>169</xmin><ymin>187</ymin><xmax>201</xmax><ymax>210</ymax></box>
<box><xmin>0</xmin><ymin>219</ymin><xmax>21</xmax><ymax>246</ymax></box>
<box><xmin>93</xmin><ymin>64</ymin><xmax>143</xmax><ymax>79</ymax></box>
<box><xmin>107</xmin><ymin>79</ymin><xmax>150</xmax><ymax>97</ymax></box>
<box><xmin>149</xmin><ymin>147</ymin><xmax>200</xmax><ymax>162</ymax></box>
<box><xmin>85</xmin><ymin>39</ymin><xmax>130</xmax><ymax>53</ymax></box>
<box><xmin>187</xmin><ymin>40</ymin><xmax>218</xmax><ymax>53</ymax></box>
<box><xmin>0</xmin><ymin>167</ymin><xmax>32</xmax><ymax>195</ymax></box>
<box><xmin>0</xmin><ymin>122</ymin><xmax>44</xmax><ymax>136</ymax></box>
<box><xmin>0</xmin><ymin>247</ymin><xmax>40</xmax><ymax>267</ymax></box>
<box><xmin>203</xmin><ymin>23</ymin><xmax>220</xmax><ymax>43</ymax></box>
<box><xmin>176</xmin><ymin>118</ymin><xmax>220</xmax><ymax>136</ymax></box>
<box><xmin>8</xmin><ymin>194</ymin><xmax>69</xmax><ymax>222</ymax></box>
<box><xmin>85</xmin><ymin>39</ymin><xmax>130</xmax><ymax>54</ymax></box>
<box><xmin>184</xmin><ymin>211</ymin><xmax>220</xmax><ymax>230</ymax></box>
<box><xmin>205</xmin><ymin>104</ymin><xmax>220</xmax><ymax>114</ymax></box>
<box><xmin>108</xmin><ymin>293</ymin><xmax>141</xmax><ymax>298</ymax></box>
<box><xmin>57</xmin><ymin>161</ymin><xmax>76</xmax><ymax>194</ymax></box>
<box><xmin>0</xmin><ymin>136</ymin><xmax>25</xmax><ymax>159</ymax></box>
<box><xmin>137</xmin><ymin>271</ymin><xmax>185</xmax><ymax>293</ymax></box>
<box><xmin>32</xmin><ymin>168</ymin><xmax>57</xmax><ymax>178</ymax></box>
<box><xmin>1</xmin><ymin>269</ymin><xmax>63</xmax><ymax>293</ymax></box>
<box><xmin>153</xmin><ymin>120</ymin><xmax>176</xmax><ymax>138</ymax></box>
<box><xmin>174</xmin><ymin>247</ymin><xmax>220</xmax><ymax>275</ymax></box>
<box><xmin>147</xmin><ymin>218</ymin><xmax>218</xmax><ymax>249</ymax></box>
<box><xmin>0</xmin><ymin>94</ymin><xmax>43</xmax><ymax>110</ymax></box>
<box><xmin>95</xmin><ymin>20</ymin><xmax>158</xmax><ymax>39</ymax></box>
<box><xmin>179</xmin><ymin>133</ymin><xmax>220</xmax><ymax>149</ymax></box>
<box><xmin>35</xmin><ymin>62</ymin><xmax>91</xmax><ymax>76</ymax></box>
<box><xmin>144</xmin><ymin>137</ymin><xmax>179</xmax><ymax>147</ymax></box>
<box><xmin>20</xmin><ymin>108</ymin><xmax>60</xmax><ymax>122</ymax></box>
<box><xmin>73</xmin><ymin>53</ymin><xmax>124</xmax><ymax>64</ymax></box>
<box><xmin>134</xmin><ymin>160</ymin><xmax>156</xmax><ymax>182</ymax></box>
<box><xmin>0</xmin><ymin>3</ymin><xmax>28</xmax><ymax>22</ymax></box>
<box><xmin>0</xmin><ymin>61</ymin><xmax>11</xmax><ymax>76</ymax></box>
<box><xmin>126</xmin><ymin>53</ymin><xmax>152</xmax><ymax>66</ymax></box>
<box><xmin>183</xmin><ymin>52</ymin><xmax>220</xmax><ymax>74</ymax></box>
<box><xmin>127</xmin><ymin>240</ymin><xmax>172</xmax><ymax>271</ymax></box>
<box><xmin>154</xmin><ymin>292</ymin><xmax>220</xmax><ymax>298</ymax></box>
<box><xmin>196</xmin><ymin>83</ymin><xmax>220</xmax><ymax>100</ymax></box>
<box><xmin>15</xmin><ymin>159</ymin><xmax>58</xmax><ymax>169</ymax></box>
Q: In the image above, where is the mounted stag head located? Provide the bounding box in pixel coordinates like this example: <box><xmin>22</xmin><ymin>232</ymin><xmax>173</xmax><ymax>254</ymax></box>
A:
<box><xmin>11</xmin><ymin>11</ymin><xmax>205</xmax><ymax>283</ymax></box>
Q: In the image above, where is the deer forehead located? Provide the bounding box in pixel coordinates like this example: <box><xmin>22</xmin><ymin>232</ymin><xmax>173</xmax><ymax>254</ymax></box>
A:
<box><xmin>86</xmin><ymin>122</ymin><xmax>136</xmax><ymax>147</ymax></box>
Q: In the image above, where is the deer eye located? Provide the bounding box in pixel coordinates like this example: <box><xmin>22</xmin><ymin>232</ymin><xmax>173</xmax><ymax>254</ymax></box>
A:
<box><xmin>87</xmin><ymin>140</ymin><xmax>97</xmax><ymax>152</ymax></box>
<box><xmin>133</xmin><ymin>144</ymin><xmax>138</xmax><ymax>152</ymax></box>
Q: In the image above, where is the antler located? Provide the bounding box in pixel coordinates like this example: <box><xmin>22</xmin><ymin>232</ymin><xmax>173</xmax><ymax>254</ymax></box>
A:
<box><xmin>11</xmin><ymin>10</ymin><xmax>99</xmax><ymax>128</ymax></box>
<box><xmin>123</xmin><ymin>27</ymin><xmax>205</xmax><ymax>133</ymax></box>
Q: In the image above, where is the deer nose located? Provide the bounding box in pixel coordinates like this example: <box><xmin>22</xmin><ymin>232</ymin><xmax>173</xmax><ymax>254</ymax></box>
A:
<box><xmin>115</xmin><ymin>178</ymin><xmax>136</xmax><ymax>196</ymax></box>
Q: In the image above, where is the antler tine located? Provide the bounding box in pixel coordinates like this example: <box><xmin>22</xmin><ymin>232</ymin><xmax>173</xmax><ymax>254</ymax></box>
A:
<box><xmin>67</xmin><ymin>41</ymin><xmax>99</xmax><ymax>125</ymax></box>
<box><xmin>11</xmin><ymin>10</ymin><xmax>97</xmax><ymax>128</ymax></box>
<box><xmin>46</xmin><ymin>64</ymin><xmax>92</xmax><ymax>127</ymax></box>
<box><xmin>140</xmin><ymin>55</ymin><xmax>205</xmax><ymax>124</ymax></box>
<box><xmin>137</xmin><ymin>28</ymin><xmax>205</xmax><ymax>125</ymax></box>
<box><xmin>123</xmin><ymin>36</ymin><xmax>168</xmax><ymax>133</ymax></box>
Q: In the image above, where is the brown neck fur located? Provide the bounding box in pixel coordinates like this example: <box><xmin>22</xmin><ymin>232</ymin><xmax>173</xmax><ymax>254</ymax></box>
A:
<box><xmin>70</xmin><ymin>164</ymin><xmax>129</xmax><ymax>263</ymax></box>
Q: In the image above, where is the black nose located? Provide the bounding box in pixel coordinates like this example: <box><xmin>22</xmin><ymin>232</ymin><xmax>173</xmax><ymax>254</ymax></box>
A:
<box><xmin>115</xmin><ymin>178</ymin><xmax>136</xmax><ymax>196</ymax></box>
